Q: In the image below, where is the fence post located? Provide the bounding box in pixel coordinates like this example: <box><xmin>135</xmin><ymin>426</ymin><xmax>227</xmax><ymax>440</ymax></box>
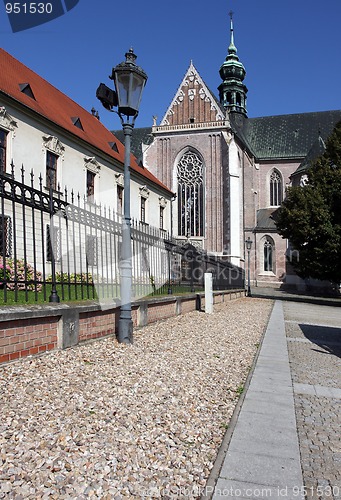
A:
<box><xmin>48</xmin><ymin>172</ymin><xmax>60</xmax><ymax>303</ymax></box>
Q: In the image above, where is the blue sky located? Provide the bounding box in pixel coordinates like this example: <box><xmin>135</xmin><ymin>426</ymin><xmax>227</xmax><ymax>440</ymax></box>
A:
<box><xmin>1</xmin><ymin>0</ymin><xmax>340</xmax><ymax>130</ymax></box>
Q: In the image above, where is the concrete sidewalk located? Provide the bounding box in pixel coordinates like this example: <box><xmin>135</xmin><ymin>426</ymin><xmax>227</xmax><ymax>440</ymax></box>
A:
<box><xmin>210</xmin><ymin>301</ymin><xmax>304</xmax><ymax>499</ymax></box>
<box><xmin>204</xmin><ymin>296</ymin><xmax>341</xmax><ymax>499</ymax></box>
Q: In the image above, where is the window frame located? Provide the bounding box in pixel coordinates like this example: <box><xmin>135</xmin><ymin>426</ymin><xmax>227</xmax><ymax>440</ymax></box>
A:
<box><xmin>263</xmin><ymin>237</ymin><xmax>274</xmax><ymax>273</ymax></box>
<box><xmin>117</xmin><ymin>184</ymin><xmax>124</xmax><ymax>214</ymax></box>
<box><xmin>46</xmin><ymin>150</ymin><xmax>58</xmax><ymax>191</ymax></box>
<box><xmin>159</xmin><ymin>206</ymin><xmax>165</xmax><ymax>230</ymax></box>
<box><xmin>269</xmin><ymin>169</ymin><xmax>283</xmax><ymax>207</ymax></box>
<box><xmin>86</xmin><ymin>234</ymin><xmax>98</xmax><ymax>267</ymax></box>
<box><xmin>140</xmin><ymin>196</ymin><xmax>146</xmax><ymax>223</ymax></box>
<box><xmin>86</xmin><ymin>169</ymin><xmax>95</xmax><ymax>201</ymax></box>
<box><xmin>0</xmin><ymin>128</ymin><xmax>8</xmax><ymax>174</ymax></box>
<box><xmin>177</xmin><ymin>150</ymin><xmax>204</xmax><ymax>237</ymax></box>
<box><xmin>46</xmin><ymin>224</ymin><xmax>61</xmax><ymax>263</ymax></box>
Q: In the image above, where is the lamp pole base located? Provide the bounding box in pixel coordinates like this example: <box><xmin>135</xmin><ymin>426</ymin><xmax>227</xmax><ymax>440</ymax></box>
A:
<box><xmin>118</xmin><ymin>318</ymin><xmax>133</xmax><ymax>344</ymax></box>
<box><xmin>49</xmin><ymin>289</ymin><xmax>60</xmax><ymax>303</ymax></box>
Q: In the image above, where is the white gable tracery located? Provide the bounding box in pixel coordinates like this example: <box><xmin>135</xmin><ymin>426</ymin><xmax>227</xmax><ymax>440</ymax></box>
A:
<box><xmin>160</xmin><ymin>62</ymin><xmax>226</xmax><ymax>125</ymax></box>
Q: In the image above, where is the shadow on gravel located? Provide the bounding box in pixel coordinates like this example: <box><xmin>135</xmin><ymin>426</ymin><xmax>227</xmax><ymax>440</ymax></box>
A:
<box><xmin>299</xmin><ymin>323</ymin><xmax>341</xmax><ymax>359</ymax></box>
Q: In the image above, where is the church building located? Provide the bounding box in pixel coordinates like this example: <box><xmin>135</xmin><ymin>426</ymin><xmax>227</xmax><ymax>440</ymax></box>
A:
<box><xmin>117</xmin><ymin>15</ymin><xmax>341</xmax><ymax>289</ymax></box>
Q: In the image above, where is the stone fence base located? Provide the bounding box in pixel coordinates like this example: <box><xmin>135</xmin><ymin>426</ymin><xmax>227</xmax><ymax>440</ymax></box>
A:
<box><xmin>0</xmin><ymin>289</ymin><xmax>245</xmax><ymax>365</ymax></box>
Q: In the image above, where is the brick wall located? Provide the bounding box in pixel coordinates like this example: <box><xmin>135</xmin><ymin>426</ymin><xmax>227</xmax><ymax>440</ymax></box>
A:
<box><xmin>180</xmin><ymin>298</ymin><xmax>197</xmax><ymax>315</ymax></box>
<box><xmin>0</xmin><ymin>290</ymin><xmax>245</xmax><ymax>365</ymax></box>
<box><xmin>147</xmin><ymin>301</ymin><xmax>176</xmax><ymax>323</ymax></box>
<box><xmin>79</xmin><ymin>310</ymin><xmax>117</xmax><ymax>343</ymax></box>
<box><xmin>0</xmin><ymin>317</ymin><xmax>58</xmax><ymax>364</ymax></box>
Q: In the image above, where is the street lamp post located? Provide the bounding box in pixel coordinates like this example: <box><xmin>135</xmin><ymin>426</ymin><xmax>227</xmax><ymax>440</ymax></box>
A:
<box><xmin>97</xmin><ymin>48</ymin><xmax>147</xmax><ymax>344</ymax></box>
<box><xmin>245</xmin><ymin>236</ymin><xmax>252</xmax><ymax>297</ymax></box>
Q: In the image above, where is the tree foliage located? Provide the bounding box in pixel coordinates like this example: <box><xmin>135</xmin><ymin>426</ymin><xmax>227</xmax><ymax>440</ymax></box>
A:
<box><xmin>275</xmin><ymin>121</ymin><xmax>341</xmax><ymax>284</ymax></box>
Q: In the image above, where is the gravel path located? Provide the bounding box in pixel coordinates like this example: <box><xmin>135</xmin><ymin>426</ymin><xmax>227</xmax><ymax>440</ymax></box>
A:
<box><xmin>0</xmin><ymin>297</ymin><xmax>273</xmax><ymax>499</ymax></box>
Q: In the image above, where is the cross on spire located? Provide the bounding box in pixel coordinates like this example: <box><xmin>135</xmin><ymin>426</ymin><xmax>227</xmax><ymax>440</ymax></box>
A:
<box><xmin>228</xmin><ymin>10</ymin><xmax>235</xmax><ymax>48</ymax></box>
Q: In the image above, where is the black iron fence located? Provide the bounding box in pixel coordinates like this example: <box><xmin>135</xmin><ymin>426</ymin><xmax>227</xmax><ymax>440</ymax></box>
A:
<box><xmin>0</xmin><ymin>164</ymin><xmax>244</xmax><ymax>304</ymax></box>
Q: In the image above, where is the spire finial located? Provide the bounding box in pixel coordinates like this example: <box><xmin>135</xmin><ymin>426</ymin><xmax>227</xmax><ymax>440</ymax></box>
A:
<box><xmin>228</xmin><ymin>10</ymin><xmax>236</xmax><ymax>53</ymax></box>
<box><xmin>229</xmin><ymin>11</ymin><xmax>234</xmax><ymax>42</ymax></box>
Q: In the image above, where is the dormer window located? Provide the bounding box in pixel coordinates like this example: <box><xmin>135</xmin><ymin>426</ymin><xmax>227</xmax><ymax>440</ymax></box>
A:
<box><xmin>19</xmin><ymin>83</ymin><xmax>35</xmax><ymax>100</ymax></box>
<box><xmin>71</xmin><ymin>117</ymin><xmax>84</xmax><ymax>130</ymax></box>
<box><xmin>108</xmin><ymin>141</ymin><xmax>119</xmax><ymax>152</ymax></box>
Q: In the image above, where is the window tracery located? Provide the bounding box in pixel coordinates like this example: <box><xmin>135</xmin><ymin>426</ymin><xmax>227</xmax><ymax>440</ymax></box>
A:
<box><xmin>270</xmin><ymin>170</ymin><xmax>283</xmax><ymax>206</ymax></box>
<box><xmin>264</xmin><ymin>237</ymin><xmax>274</xmax><ymax>272</ymax></box>
<box><xmin>177</xmin><ymin>151</ymin><xmax>204</xmax><ymax>237</ymax></box>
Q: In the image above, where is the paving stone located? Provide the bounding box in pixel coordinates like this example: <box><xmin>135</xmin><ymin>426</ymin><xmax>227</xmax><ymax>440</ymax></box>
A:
<box><xmin>283</xmin><ymin>301</ymin><xmax>341</xmax><ymax>500</ymax></box>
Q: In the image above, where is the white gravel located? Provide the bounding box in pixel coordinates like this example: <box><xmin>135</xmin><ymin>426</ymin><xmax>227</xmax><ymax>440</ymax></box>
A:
<box><xmin>0</xmin><ymin>297</ymin><xmax>273</xmax><ymax>499</ymax></box>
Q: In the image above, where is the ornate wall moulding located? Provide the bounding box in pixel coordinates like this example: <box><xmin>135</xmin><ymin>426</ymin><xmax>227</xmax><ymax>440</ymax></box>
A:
<box><xmin>42</xmin><ymin>135</ymin><xmax>65</xmax><ymax>157</ymax></box>
<box><xmin>115</xmin><ymin>173</ymin><xmax>124</xmax><ymax>187</ymax></box>
<box><xmin>158</xmin><ymin>196</ymin><xmax>167</xmax><ymax>208</ymax></box>
<box><xmin>84</xmin><ymin>156</ymin><xmax>101</xmax><ymax>175</ymax></box>
<box><xmin>0</xmin><ymin>106</ymin><xmax>18</xmax><ymax>133</ymax></box>
<box><xmin>139</xmin><ymin>185</ymin><xmax>150</xmax><ymax>198</ymax></box>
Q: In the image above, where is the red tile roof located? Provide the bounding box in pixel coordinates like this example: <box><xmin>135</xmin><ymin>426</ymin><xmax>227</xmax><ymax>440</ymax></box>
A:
<box><xmin>0</xmin><ymin>48</ymin><xmax>171</xmax><ymax>194</ymax></box>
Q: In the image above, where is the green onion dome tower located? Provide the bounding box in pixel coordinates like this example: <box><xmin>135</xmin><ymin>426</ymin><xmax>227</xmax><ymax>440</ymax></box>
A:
<box><xmin>218</xmin><ymin>12</ymin><xmax>248</xmax><ymax>116</ymax></box>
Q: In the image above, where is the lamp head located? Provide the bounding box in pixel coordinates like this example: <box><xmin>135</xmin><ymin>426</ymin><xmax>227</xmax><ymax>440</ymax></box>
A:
<box><xmin>245</xmin><ymin>236</ymin><xmax>253</xmax><ymax>251</ymax></box>
<box><xmin>111</xmin><ymin>48</ymin><xmax>148</xmax><ymax>118</ymax></box>
<box><xmin>96</xmin><ymin>83</ymin><xmax>118</xmax><ymax>111</ymax></box>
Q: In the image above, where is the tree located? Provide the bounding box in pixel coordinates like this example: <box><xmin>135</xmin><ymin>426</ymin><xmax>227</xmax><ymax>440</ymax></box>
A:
<box><xmin>275</xmin><ymin>121</ymin><xmax>341</xmax><ymax>284</ymax></box>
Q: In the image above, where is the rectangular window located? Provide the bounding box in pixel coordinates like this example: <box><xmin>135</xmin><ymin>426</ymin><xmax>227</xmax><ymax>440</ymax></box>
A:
<box><xmin>87</xmin><ymin>170</ymin><xmax>95</xmax><ymax>201</ymax></box>
<box><xmin>0</xmin><ymin>216</ymin><xmax>11</xmax><ymax>257</ymax></box>
<box><xmin>46</xmin><ymin>151</ymin><xmax>58</xmax><ymax>190</ymax></box>
<box><xmin>46</xmin><ymin>224</ymin><xmax>61</xmax><ymax>262</ymax></box>
<box><xmin>141</xmin><ymin>247</ymin><xmax>150</xmax><ymax>273</ymax></box>
<box><xmin>161</xmin><ymin>251</ymin><xmax>168</xmax><ymax>274</ymax></box>
<box><xmin>0</xmin><ymin>129</ymin><xmax>8</xmax><ymax>174</ymax></box>
<box><xmin>117</xmin><ymin>185</ymin><xmax>124</xmax><ymax>214</ymax></box>
<box><xmin>140</xmin><ymin>197</ymin><xmax>146</xmax><ymax>223</ymax></box>
<box><xmin>159</xmin><ymin>206</ymin><xmax>164</xmax><ymax>230</ymax></box>
<box><xmin>86</xmin><ymin>234</ymin><xmax>98</xmax><ymax>267</ymax></box>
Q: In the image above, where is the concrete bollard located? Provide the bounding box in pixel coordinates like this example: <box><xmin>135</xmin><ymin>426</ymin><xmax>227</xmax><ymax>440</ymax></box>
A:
<box><xmin>205</xmin><ymin>273</ymin><xmax>213</xmax><ymax>314</ymax></box>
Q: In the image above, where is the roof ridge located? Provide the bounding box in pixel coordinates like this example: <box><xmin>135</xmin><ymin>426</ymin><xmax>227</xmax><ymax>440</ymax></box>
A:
<box><xmin>249</xmin><ymin>109</ymin><xmax>341</xmax><ymax>120</ymax></box>
<box><xmin>0</xmin><ymin>48</ymin><xmax>172</xmax><ymax>195</ymax></box>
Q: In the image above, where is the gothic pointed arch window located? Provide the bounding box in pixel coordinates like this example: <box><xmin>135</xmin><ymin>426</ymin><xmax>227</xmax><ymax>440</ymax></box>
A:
<box><xmin>263</xmin><ymin>236</ymin><xmax>274</xmax><ymax>272</ymax></box>
<box><xmin>270</xmin><ymin>169</ymin><xmax>283</xmax><ymax>206</ymax></box>
<box><xmin>177</xmin><ymin>151</ymin><xmax>204</xmax><ymax>237</ymax></box>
